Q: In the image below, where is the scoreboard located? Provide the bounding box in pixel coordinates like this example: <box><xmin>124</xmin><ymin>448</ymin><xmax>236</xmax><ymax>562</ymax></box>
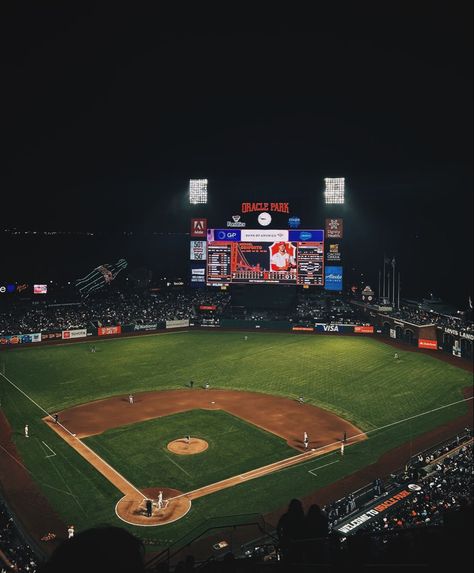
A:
<box><xmin>206</xmin><ymin>229</ymin><xmax>324</xmax><ymax>286</ymax></box>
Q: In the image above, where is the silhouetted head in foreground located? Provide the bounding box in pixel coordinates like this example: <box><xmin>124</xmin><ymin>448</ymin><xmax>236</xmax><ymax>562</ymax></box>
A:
<box><xmin>38</xmin><ymin>525</ymin><xmax>145</xmax><ymax>573</ymax></box>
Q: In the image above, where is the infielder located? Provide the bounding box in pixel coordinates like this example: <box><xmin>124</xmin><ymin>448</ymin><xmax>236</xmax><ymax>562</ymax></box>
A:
<box><xmin>157</xmin><ymin>491</ymin><xmax>164</xmax><ymax>510</ymax></box>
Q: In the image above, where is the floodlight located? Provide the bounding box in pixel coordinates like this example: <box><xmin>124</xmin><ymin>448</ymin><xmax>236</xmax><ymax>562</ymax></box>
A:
<box><xmin>324</xmin><ymin>178</ymin><xmax>345</xmax><ymax>204</ymax></box>
<box><xmin>189</xmin><ymin>179</ymin><xmax>208</xmax><ymax>204</ymax></box>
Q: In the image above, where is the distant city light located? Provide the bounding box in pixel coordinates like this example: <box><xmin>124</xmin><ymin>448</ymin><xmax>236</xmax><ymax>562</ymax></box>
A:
<box><xmin>324</xmin><ymin>178</ymin><xmax>345</xmax><ymax>204</ymax></box>
<box><xmin>189</xmin><ymin>179</ymin><xmax>208</xmax><ymax>204</ymax></box>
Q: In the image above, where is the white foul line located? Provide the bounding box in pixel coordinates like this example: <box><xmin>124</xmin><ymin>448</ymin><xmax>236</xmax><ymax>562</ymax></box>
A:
<box><xmin>41</xmin><ymin>441</ymin><xmax>57</xmax><ymax>458</ymax></box>
<box><xmin>308</xmin><ymin>459</ymin><xmax>340</xmax><ymax>476</ymax></box>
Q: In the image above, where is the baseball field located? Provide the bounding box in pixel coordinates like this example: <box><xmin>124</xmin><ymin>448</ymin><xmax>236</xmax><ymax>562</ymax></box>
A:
<box><xmin>0</xmin><ymin>331</ymin><xmax>472</xmax><ymax>550</ymax></box>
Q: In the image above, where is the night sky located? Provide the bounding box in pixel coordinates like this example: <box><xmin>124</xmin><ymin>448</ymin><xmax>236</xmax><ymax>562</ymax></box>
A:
<box><xmin>2</xmin><ymin>4</ymin><xmax>473</xmax><ymax>306</ymax></box>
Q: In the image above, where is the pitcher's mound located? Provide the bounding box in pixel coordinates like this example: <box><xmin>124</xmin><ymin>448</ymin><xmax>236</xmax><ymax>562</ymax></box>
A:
<box><xmin>167</xmin><ymin>437</ymin><xmax>208</xmax><ymax>455</ymax></box>
<box><xmin>116</xmin><ymin>487</ymin><xmax>191</xmax><ymax>526</ymax></box>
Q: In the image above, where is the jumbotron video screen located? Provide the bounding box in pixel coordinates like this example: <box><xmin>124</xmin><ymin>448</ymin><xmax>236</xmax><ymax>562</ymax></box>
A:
<box><xmin>206</xmin><ymin>229</ymin><xmax>324</xmax><ymax>286</ymax></box>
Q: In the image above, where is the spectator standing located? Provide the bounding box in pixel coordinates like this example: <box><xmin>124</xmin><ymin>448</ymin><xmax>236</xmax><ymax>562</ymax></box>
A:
<box><xmin>276</xmin><ymin>499</ymin><xmax>305</xmax><ymax>563</ymax></box>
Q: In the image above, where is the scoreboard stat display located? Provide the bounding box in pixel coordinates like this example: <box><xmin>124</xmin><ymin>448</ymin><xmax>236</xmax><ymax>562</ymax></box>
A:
<box><xmin>206</xmin><ymin>229</ymin><xmax>324</xmax><ymax>286</ymax></box>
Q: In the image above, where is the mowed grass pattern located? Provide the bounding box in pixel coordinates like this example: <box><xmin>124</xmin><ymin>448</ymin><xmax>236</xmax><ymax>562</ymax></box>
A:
<box><xmin>1</xmin><ymin>331</ymin><xmax>472</xmax><ymax>545</ymax></box>
<box><xmin>84</xmin><ymin>409</ymin><xmax>297</xmax><ymax>491</ymax></box>
<box><xmin>2</xmin><ymin>331</ymin><xmax>470</xmax><ymax>430</ymax></box>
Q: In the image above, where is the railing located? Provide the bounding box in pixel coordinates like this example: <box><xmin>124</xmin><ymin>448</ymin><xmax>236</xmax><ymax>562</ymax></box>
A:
<box><xmin>145</xmin><ymin>513</ymin><xmax>276</xmax><ymax>571</ymax></box>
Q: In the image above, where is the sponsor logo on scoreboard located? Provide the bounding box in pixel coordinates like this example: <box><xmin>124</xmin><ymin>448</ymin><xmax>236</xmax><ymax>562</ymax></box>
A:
<box><xmin>207</xmin><ymin>229</ymin><xmax>242</xmax><ymax>242</ymax></box>
<box><xmin>190</xmin><ymin>240</ymin><xmax>207</xmax><ymax>260</ymax></box>
<box><xmin>325</xmin><ymin>218</ymin><xmax>343</xmax><ymax>239</ymax></box>
<box><xmin>191</xmin><ymin>218</ymin><xmax>207</xmax><ymax>237</ymax></box>
<box><xmin>288</xmin><ymin>216</ymin><xmax>301</xmax><ymax>228</ymax></box>
<box><xmin>226</xmin><ymin>215</ymin><xmax>246</xmax><ymax>228</ymax></box>
<box><xmin>327</xmin><ymin>243</ymin><xmax>341</xmax><ymax>262</ymax></box>
<box><xmin>324</xmin><ymin>266</ymin><xmax>343</xmax><ymax>291</ymax></box>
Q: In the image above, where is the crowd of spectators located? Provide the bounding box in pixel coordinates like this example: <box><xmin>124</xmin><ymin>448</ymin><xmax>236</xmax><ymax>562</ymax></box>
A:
<box><xmin>384</xmin><ymin>304</ymin><xmax>473</xmax><ymax>332</ymax></box>
<box><xmin>364</xmin><ymin>437</ymin><xmax>473</xmax><ymax>535</ymax></box>
<box><xmin>295</xmin><ymin>294</ymin><xmax>358</xmax><ymax>323</ymax></box>
<box><xmin>0</xmin><ymin>500</ymin><xmax>39</xmax><ymax>572</ymax></box>
<box><xmin>0</xmin><ymin>291</ymin><xmax>231</xmax><ymax>336</ymax></box>
<box><xmin>1</xmin><ymin>289</ymin><xmax>374</xmax><ymax>336</ymax></box>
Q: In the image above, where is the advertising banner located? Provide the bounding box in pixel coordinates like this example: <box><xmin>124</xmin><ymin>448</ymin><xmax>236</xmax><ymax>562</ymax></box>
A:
<box><xmin>292</xmin><ymin>326</ymin><xmax>314</xmax><ymax>332</ymax></box>
<box><xmin>288</xmin><ymin>229</ymin><xmax>324</xmax><ymax>242</ymax></box>
<box><xmin>314</xmin><ymin>323</ymin><xmax>353</xmax><ymax>333</ymax></box>
<box><xmin>191</xmin><ymin>218</ymin><xmax>207</xmax><ymax>237</ymax></box>
<box><xmin>41</xmin><ymin>331</ymin><xmax>62</xmax><ymax>341</ymax></box>
<box><xmin>443</xmin><ymin>327</ymin><xmax>474</xmax><ymax>342</ymax></box>
<box><xmin>190</xmin><ymin>264</ymin><xmax>206</xmax><ymax>288</ymax></box>
<box><xmin>390</xmin><ymin>328</ymin><xmax>397</xmax><ymax>338</ymax></box>
<box><xmin>166</xmin><ymin>319</ymin><xmax>190</xmax><ymax>329</ymax></box>
<box><xmin>334</xmin><ymin>486</ymin><xmax>415</xmax><ymax>536</ymax></box>
<box><xmin>201</xmin><ymin>318</ymin><xmax>220</xmax><ymax>327</ymax></box>
<box><xmin>325</xmin><ymin>218</ymin><xmax>343</xmax><ymax>239</ymax></box>
<box><xmin>418</xmin><ymin>338</ymin><xmax>438</xmax><ymax>350</ymax></box>
<box><xmin>133</xmin><ymin>324</ymin><xmax>158</xmax><ymax>331</ymax></box>
<box><xmin>354</xmin><ymin>326</ymin><xmax>374</xmax><ymax>334</ymax></box>
<box><xmin>199</xmin><ymin>305</ymin><xmax>217</xmax><ymax>311</ymax></box>
<box><xmin>324</xmin><ymin>266</ymin><xmax>343</xmax><ymax>291</ymax></box>
<box><xmin>33</xmin><ymin>284</ymin><xmax>48</xmax><ymax>294</ymax></box>
<box><xmin>190</xmin><ymin>240</ymin><xmax>207</xmax><ymax>261</ymax></box>
<box><xmin>326</xmin><ymin>243</ymin><xmax>342</xmax><ymax>262</ymax></box>
<box><xmin>62</xmin><ymin>329</ymin><xmax>87</xmax><ymax>340</ymax></box>
<box><xmin>226</xmin><ymin>215</ymin><xmax>246</xmax><ymax>228</ymax></box>
<box><xmin>98</xmin><ymin>326</ymin><xmax>122</xmax><ymax>336</ymax></box>
<box><xmin>0</xmin><ymin>333</ymin><xmax>42</xmax><ymax>345</ymax></box>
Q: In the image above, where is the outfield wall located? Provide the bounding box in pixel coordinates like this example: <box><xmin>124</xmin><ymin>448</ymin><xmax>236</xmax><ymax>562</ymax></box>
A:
<box><xmin>1</xmin><ymin>320</ymin><xmax>472</xmax><ymax>363</ymax></box>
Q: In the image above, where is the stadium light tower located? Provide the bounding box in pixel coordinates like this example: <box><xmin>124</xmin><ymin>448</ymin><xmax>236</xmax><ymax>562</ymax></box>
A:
<box><xmin>189</xmin><ymin>179</ymin><xmax>208</xmax><ymax>204</ymax></box>
<box><xmin>324</xmin><ymin>177</ymin><xmax>345</xmax><ymax>204</ymax></box>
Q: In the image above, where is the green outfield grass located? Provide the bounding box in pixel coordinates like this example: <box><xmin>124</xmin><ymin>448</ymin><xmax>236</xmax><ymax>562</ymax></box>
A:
<box><xmin>0</xmin><ymin>331</ymin><xmax>472</xmax><ymax>548</ymax></box>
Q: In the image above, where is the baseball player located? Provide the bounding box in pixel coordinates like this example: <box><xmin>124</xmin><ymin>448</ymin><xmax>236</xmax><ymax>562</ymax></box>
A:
<box><xmin>24</xmin><ymin>424</ymin><xmax>29</xmax><ymax>438</ymax></box>
<box><xmin>303</xmin><ymin>431</ymin><xmax>309</xmax><ymax>449</ymax></box>
<box><xmin>340</xmin><ymin>441</ymin><xmax>345</xmax><ymax>456</ymax></box>
<box><xmin>128</xmin><ymin>393</ymin><xmax>134</xmax><ymax>404</ymax></box>
<box><xmin>68</xmin><ymin>525</ymin><xmax>75</xmax><ymax>539</ymax></box>
<box><xmin>145</xmin><ymin>499</ymin><xmax>152</xmax><ymax>517</ymax></box>
<box><xmin>185</xmin><ymin>435</ymin><xmax>190</xmax><ymax>444</ymax></box>
<box><xmin>157</xmin><ymin>491</ymin><xmax>163</xmax><ymax>510</ymax></box>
